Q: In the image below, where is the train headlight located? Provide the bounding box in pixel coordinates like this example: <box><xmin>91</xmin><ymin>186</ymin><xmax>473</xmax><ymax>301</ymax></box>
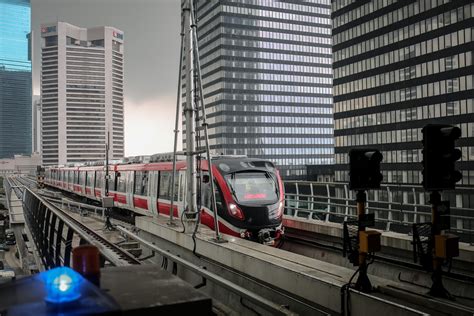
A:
<box><xmin>228</xmin><ymin>203</ymin><xmax>245</xmax><ymax>220</ymax></box>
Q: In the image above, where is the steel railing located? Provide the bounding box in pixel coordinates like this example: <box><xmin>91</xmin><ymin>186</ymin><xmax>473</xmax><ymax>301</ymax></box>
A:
<box><xmin>22</xmin><ymin>188</ymin><xmax>140</xmax><ymax>269</ymax></box>
<box><xmin>283</xmin><ymin>181</ymin><xmax>474</xmax><ymax>244</ymax></box>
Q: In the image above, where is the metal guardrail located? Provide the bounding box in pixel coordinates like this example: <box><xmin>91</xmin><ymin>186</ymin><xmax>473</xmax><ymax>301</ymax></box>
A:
<box><xmin>21</xmin><ymin>188</ymin><xmax>141</xmax><ymax>268</ymax></box>
<box><xmin>283</xmin><ymin>181</ymin><xmax>474</xmax><ymax>244</ymax></box>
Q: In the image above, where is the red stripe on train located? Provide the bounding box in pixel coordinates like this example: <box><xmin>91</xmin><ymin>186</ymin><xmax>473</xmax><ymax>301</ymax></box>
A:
<box><xmin>158</xmin><ymin>202</ymin><xmax>179</xmax><ymax>217</ymax></box>
<box><xmin>200</xmin><ymin>210</ymin><xmax>240</xmax><ymax>237</ymax></box>
<box><xmin>133</xmin><ymin>197</ymin><xmax>148</xmax><ymax>209</ymax></box>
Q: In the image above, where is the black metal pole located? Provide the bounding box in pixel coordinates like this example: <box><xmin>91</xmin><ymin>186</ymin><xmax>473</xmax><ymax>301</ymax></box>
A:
<box><xmin>355</xmin><ymin>190</ymin><xmax>372</xmax><ymax>292</ymax></box>
<box><xmin>428</xmin><ymin>191</ymin><xmax>448</xmax><ymax>298</ymax></box>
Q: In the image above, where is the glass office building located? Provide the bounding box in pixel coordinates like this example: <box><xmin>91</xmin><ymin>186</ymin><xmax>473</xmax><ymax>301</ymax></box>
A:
<box><xmin>333</xmin><ymin>1</ymin><xmax>474</xmax><ymax>207</ymax></box>
<box><xmin>192</xmin><ymin>0</ymin><xmax>334</xmax><ymax>179</ymax></box>
<box><xmin>0</xmin><ymin>0</ymin><xmax>32</xmax><ymax>158</ymax></box>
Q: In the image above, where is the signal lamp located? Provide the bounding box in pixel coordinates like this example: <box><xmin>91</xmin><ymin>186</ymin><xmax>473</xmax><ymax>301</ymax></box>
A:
<box><xmin>422</xmin><ymin>124</ymin><xmax>462</xmax><ymax>191</ymax></box>
<box><xmin>349</xmin><ymin>149</ymin><xmax>383</xmax><ymax>190</ymax></box>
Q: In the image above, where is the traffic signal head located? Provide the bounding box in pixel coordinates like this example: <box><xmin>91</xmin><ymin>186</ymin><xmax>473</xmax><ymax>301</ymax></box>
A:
<box><xmin>349</xmin><ymin>149</ymin><xmax>383</xmax><ymax>191</ymax></box>
<box><xmin>422</xmin><ymin>124</ymin><xmax>462</xmax><ymax>191</ymax></box>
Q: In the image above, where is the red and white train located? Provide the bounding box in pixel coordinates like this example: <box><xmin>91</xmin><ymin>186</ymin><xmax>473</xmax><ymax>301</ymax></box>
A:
<box><xmin>44</xmin><ymin>156</ymin><xmax>284</xmax><ymax>244</ymax></box>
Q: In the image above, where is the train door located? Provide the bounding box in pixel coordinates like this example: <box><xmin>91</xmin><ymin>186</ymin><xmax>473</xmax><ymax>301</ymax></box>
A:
<box><xmin>125</xmin><ymin>171</ymin><xmax>133</xmax><ymax>208</ymax></box>
<box><xmin>177</xmin><ymin>170</ymin><xmax>186</xmax><ymax>216</ymax></box>
<box><xmin>148</xmin><ymin>171</ymin><xmax>158</xmax><ymax>215</ymax></box>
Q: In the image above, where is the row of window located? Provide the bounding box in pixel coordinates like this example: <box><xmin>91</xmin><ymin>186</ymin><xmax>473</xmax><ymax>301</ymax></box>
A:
<box><xmin>336</xmin><ymin>99</ymin><xmax>474</xmax><ymax>131</ymax></box>
<box><xmin>207</xmin><ymin>136</ymin><xmax>333</xmax><ymax>146</ymax></box>
<box><xmin>337</xmin><ymin>146</ymin><xmax>474</xmax><ymax>165</ymax></box>
<box><xmin>203</xmin><ymin>70</ymin><xmax>331</xmax><ymax>86</ymax></box>
<box><xmin>333</xmin><ymin>0</ymin><xmax>396</xmax><ymax>29</ymax></box>
<box><xmin>335</xmin><ymin>75</ymin><xmax>474</xmax><ymax>113</ymax></box>
<box><xmin>335</xmin><ymin>169</ymin><xmax>474</xmax><ymax>187</ymax></box>
<box><xmin>204</xmin><ymin>92</ymin><xmax>332</xmax><ymax>105</ymax></box>
<box><xmin>208</xmin><ymin>125</ymin><xmax>332</xmax><ymax>135</ymax></box>
<box><xmin>335</xmin><ymin>27</ymin><xmax>472</xmax><ymax>79</ymax></box>
<box><xmin>334</xmin><ymin>0</ymin><xmax>460</xmax><ymax>46</ymax></box>
<box><xmin>201</xmin><ymin>35</ymin><xmax>331</xmax><ymax>58</ymax></box>
<box><xmin>206</xmin><ymin>103</ymin><xmax>332</xmax><ymax>115</ymax></box>
<box><xmin>335</xmin><ymin>51</ymin><xmax>472</xmax><ymax>96</ymax></box>
<box><xmin>335</xmin><ymin>122</ymin><xmax>474</xmax><ymax>148</ymax></box>
<box><xmin>202</xmin><ymin>59</ymin><xmax>332</xmax><ymax>77</ymax></box>
<box><xmin>206</xmin><ymin>81</ymin><xmax>331</xmax><ymax>95</ymax></box>
<box><xmin>334</xmin><ymin>3</ymin><xmax>474</xmax><ymax>62</ymax></box>
<box><xmin>201</xmin><ymin>46</ymin><xmax>331</xmax><ymax>67</ymax></box>
<box><xmin>207</xmin><ymin>115</ymin><xmax>332</xmax><ymax>125</ymax></box>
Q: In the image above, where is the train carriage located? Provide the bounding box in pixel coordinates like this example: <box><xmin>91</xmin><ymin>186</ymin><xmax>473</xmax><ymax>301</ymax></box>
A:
<box><xmin>44</xmin><ymin>156</ymin><xmax>284</xmax><ymax>244</ymax></box>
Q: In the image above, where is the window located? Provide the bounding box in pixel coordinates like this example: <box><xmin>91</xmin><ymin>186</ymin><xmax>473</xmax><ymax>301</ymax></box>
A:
<box><xmin>159</xmin><ymin>171</ymin><xmax>171</xmax><ymax>199</ymax></box>
<box><xmin>96</xmin><ymin>171</ymin><xmax>104</xmax><ymax>188</ymax></box>
<box><xmin>79</xmin><ymin>172</ymin><xmax>85</xmax><ymax>185</ymax></box>
<box><xmin>116</xmin><ymin>172</ymin><xmax>126</xmax><ymax>192</ymax></box>
<box><xmin>86</xmin><ymin>172</ymin><xmax>94</xmax><ymax>187</ymax></box>
<box><xmin>134</xmin><ymin>171</ymin><xmax>148</xmax><ymax>196</ymax></box>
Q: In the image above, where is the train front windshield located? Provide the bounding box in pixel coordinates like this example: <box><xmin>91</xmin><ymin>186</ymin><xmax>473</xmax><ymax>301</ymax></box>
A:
<box><xmin>225</xmin><ymin>172</ymin><xmax>279</xmax><ymax>204</ymax></box>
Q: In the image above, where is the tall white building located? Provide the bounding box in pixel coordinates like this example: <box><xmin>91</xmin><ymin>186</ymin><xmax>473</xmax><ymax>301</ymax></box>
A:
<box><xmin>40</xmin><ymin>22</ymin><xmax>124</xmax><ymax>165</ymax></box>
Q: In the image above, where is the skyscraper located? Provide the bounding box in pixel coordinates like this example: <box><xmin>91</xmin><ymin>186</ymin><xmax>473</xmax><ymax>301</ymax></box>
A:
<box><xmin>0</xmin><ymin>0</ymin><xmax>32</xmax><ymax>158</ymax></box>
<box><xmin>332</xmin><ymin>1</ymin><xmax>474</xmax><ymax>206</ymax></box>
<box><xmin>40</xmin><ymin>22</ymin><xmax>125</xmax><ymax>165</ymax></box>
<box><xmin>191</xmin><ymin>0</ymin><xmax>333</xmax><ymax>179</ymax></box>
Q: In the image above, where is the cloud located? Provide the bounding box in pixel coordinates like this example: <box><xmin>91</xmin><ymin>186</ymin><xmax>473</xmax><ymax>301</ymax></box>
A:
<box><xmin>124</xmin><ymin>96</ymin><xmax>181</xmax><ymax>156</ymax></box>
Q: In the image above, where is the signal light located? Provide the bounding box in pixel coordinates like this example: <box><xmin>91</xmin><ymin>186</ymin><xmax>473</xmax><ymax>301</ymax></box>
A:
<box><xmin>422</xmin><ymin>124</ymin><xmax>462</xmax><ymax>191</ymax></box>
<box><xmin>349</xmin><ymin>149</ymin><xmax>383</xmax><ymax>190</ymax></box>
<box><xmin>42</xmin><ymin>267</ymin><xmax>83</xmax><ymax>304</ymax></box>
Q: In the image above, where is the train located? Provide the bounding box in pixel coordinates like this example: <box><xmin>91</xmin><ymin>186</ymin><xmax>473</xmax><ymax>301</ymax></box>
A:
<box><xmin>43</xmin><ymin>156</ymin><xmax>284</xmax><ymax>244</ymax></box>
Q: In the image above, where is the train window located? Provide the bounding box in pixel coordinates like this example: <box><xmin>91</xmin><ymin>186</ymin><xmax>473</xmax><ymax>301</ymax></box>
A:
<box><xmin>159</xmin><ymin>171</ymin><xmax>171</xmax><ymax>200</ymax></box>
<box><xmin>116</xmin><ymin>172</ymin><xmax>126</xmax><ymax>192</ymax></box>
<box><xmin>74</xmin><ymin>171</ymin><xmax>79</xmax><ymax>184</ymax></box>
<box><xmin>224</xmin><ymin>172</ymin><xmax>278</xmax><ymax>204</ymax></box>
<box><xmin>134</xmin><ymin>171</ymin><xmax>148</xmax><ymax>196</ymax></box>
<box><xmin>86</xmin><ymin>172</ymin><xmax>93</xmax><ymax>187</ymax></box>
<box><xmin>96</xmin><ymin>171</ymin><xmax>103</xmax><ymax>188</ymax></box>
<box><xmin>108</xmin><ymin>173</ymin><xmax>116</xmax><ymax>191</ymax></box>
<box><xmin>79</xmin><ymin>172</ymin><xmax>85</xmax><ymax>185</ymax></box>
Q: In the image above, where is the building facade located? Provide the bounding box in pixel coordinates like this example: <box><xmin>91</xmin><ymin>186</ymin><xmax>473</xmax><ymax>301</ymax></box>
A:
<box><xmin>32</xmin><ymin>96</ymin><xmax>41</xmax><ymax>154</ymax></box>
<box><xmin>332</xmin><ymin>1</ymin><xmax>474</xmax><ymax>209</ymax></box>
<box><xmin>0</xmin><ymin>0</ymin><xmax>32</xmax><ymax>158</ymax></box>
<box><xmin>40</xmin><ymin>22</ymin><xmax>124</xmax><ymax>165</ymax></box>
<box><xmin>192</xmin><ymin>0</ymin><xmax>334</xmax><ymax>179</ymax></box>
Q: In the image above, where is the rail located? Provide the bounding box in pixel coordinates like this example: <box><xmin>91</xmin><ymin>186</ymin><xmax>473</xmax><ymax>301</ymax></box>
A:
<box><xmin>283</xmin><ymin>181</ymin><xmax>474</xmax><ymax>244</ymax></box>
<box><xmin>61</xmin><ymin>198</ymin><xmax>106</xmax><ymax>219</ymax></box>
<box><xmin>21</xmin><ymin>188</ymin><xmax>141</xmax><ymax>268</ymax></box>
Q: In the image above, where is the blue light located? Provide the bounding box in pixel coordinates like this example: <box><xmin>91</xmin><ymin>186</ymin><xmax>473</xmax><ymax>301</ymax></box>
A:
<box><xmin>41</xmin><ymin>267</ymin><xmax>83</xmax><ymax>304</ymax></box>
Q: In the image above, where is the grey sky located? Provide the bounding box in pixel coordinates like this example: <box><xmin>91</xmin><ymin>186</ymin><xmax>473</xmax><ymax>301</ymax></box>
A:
<box><xmin>31</xmin><ymin>0</ymin><xmax>181</xmax><ymax>155</ymax></box>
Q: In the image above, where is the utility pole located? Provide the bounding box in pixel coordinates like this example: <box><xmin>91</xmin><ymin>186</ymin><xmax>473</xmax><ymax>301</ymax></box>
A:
<box><xmin>105</xmin><ymin>130</ymin><xmax>109</xmax><ymax>197</ymax></box>
<box><xmin>189</xmin><ymin>0</ymin><xmax>225</xmax><ymax>242</ymax></box>
<box><xmin>168</xmin><ymin>14</ymin><xmax>185</xmax><ymax>227</ymax></box>
<box><xmin>183</xmin><ymin>0</ymin><xmax>198</xmax><ymax>219</ymax></box>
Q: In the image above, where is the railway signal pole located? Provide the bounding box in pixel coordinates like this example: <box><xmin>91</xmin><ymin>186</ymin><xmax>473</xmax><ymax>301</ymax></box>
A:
<box><xmin>421</xmin><ymin>124</ymin><xmax>461</xmax><ymax>298</ymax></box>
<box><xmin>344</xmin><ymin>149</ymin><xmax>383</xmax><ymax>293</ymax></box>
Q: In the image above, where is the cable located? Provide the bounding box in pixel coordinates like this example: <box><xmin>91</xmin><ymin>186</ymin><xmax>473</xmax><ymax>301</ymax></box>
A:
<box><xmin>340</xmin><ymin>267</ymin><xmax>361</xmax><ymax>316</ymax></box>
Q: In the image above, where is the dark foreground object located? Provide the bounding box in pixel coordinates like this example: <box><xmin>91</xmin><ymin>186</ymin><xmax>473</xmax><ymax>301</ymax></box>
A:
<box><xmin>0</xmin><ymin>265</ymin><xmax>212</xmax><ymax>315</ymax></box>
